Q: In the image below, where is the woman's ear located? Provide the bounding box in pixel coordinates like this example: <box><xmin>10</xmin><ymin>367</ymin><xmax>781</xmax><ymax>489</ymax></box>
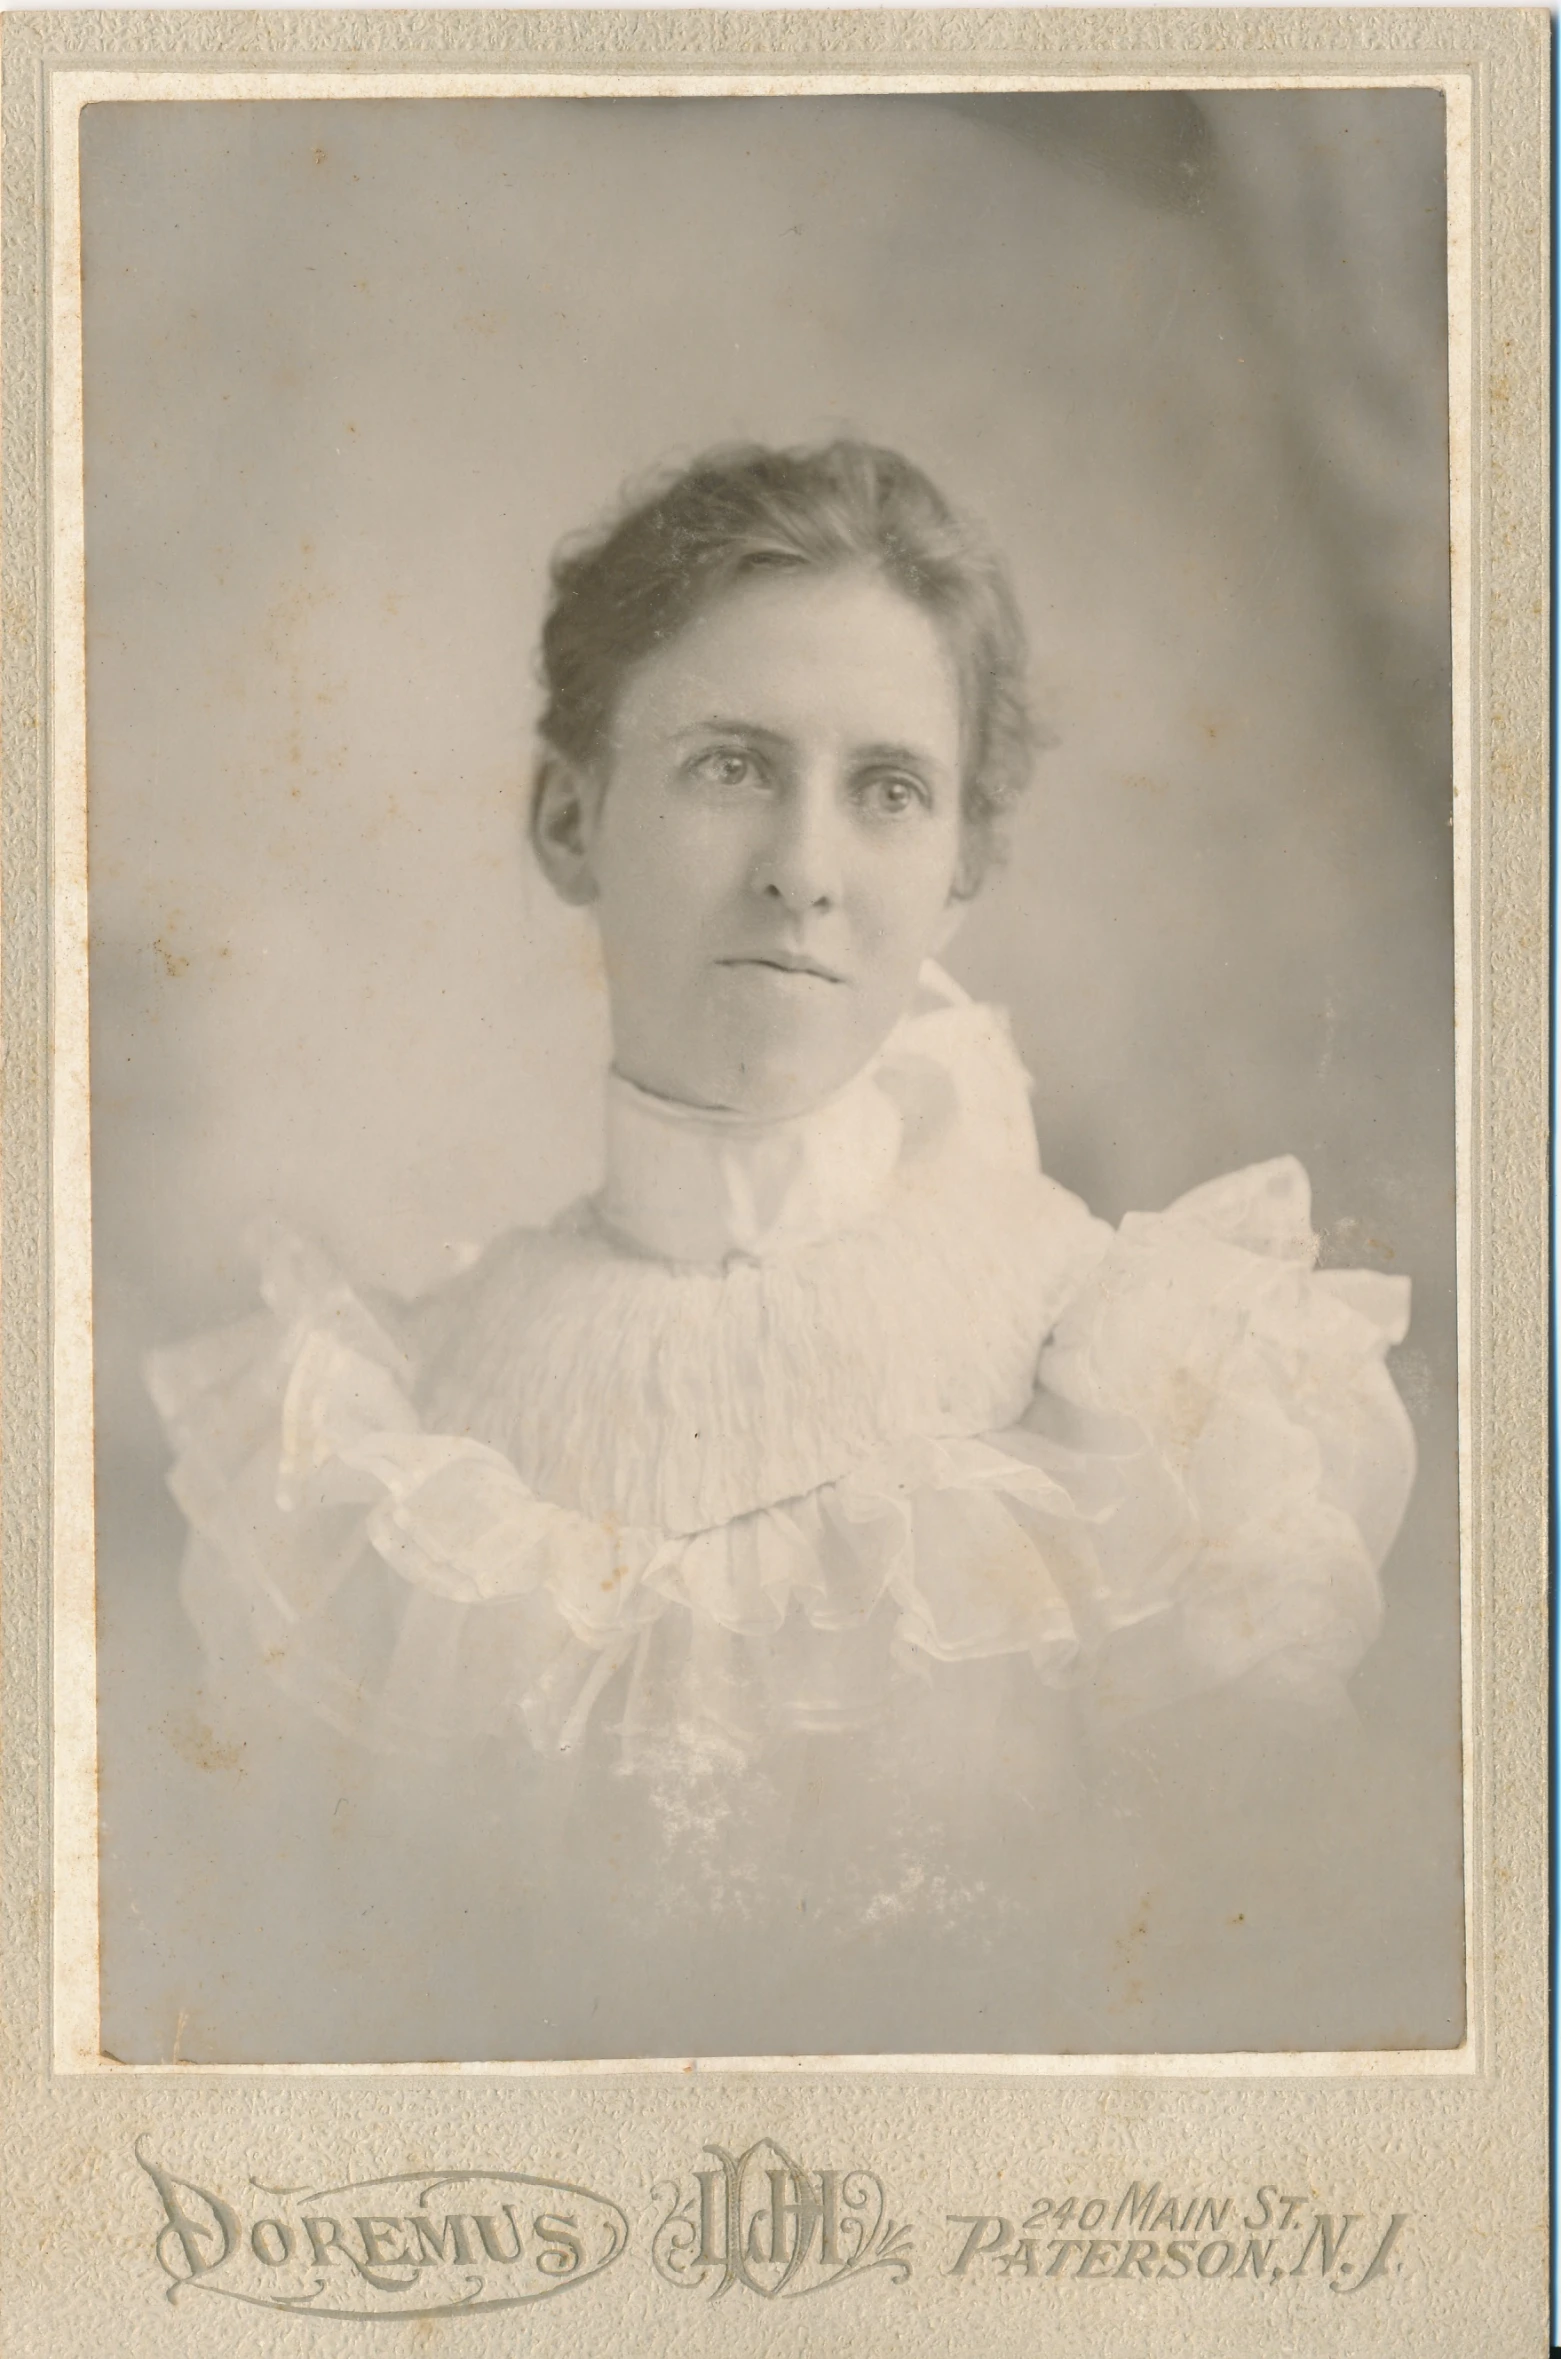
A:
<box><xmin>530</xmin><ymin>754</ymin><xmax>603</xmax><ymax>906</ymax></box>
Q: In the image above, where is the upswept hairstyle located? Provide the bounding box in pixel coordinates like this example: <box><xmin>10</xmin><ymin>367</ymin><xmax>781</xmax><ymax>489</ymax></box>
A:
<box><xmin>535</xmin><ymin>439</ymin><xmax>1036</xmax><ymax>896</ymax></box>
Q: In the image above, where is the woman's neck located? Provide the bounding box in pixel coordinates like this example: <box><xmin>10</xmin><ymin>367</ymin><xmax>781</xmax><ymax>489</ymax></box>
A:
<box><xmin>596</xmin><ymin>1050</ymin><xmax>906</xmax><ymax>1262</ymax></box>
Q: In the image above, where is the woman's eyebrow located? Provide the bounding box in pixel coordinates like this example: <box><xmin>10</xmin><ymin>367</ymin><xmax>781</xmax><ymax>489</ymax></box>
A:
<box><xmin>670</xmin><ymin>717</ymin><xmax>791</xmax><ymax>747</ymax></box>
<box><xmin>670</xmin><ymin>720</ymin><xmax>945</xmax><ymax>773</ymax></box>
<box><xmin>852</xmin><ymin>739</ymin><xmax>943</xmax><ymax>774</ymax></box>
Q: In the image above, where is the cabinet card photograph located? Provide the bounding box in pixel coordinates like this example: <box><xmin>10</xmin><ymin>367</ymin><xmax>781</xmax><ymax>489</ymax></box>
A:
<box><xmin>2</xmin><ymin>13</ymin><xmax>1548</xmax><ymax>2359</ymax></box>
<box><xmin>86</xmin><ymin>76</ymin><xmax>1462</xmax><ymax>2070</ymax></box>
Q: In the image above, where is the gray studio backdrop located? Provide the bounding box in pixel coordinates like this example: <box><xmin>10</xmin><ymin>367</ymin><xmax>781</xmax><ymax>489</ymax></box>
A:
<box><xmin>83</xmin><ymin>91</ymin><xmax>1459</xmax><ymax>2061</ymax></box>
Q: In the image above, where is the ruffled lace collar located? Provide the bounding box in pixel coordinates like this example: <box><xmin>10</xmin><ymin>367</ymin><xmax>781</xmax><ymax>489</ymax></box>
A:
<box><xmin>595</xmin><ymin>962</ymin><xmax>960</xmax><ymax>1265</ymax></box>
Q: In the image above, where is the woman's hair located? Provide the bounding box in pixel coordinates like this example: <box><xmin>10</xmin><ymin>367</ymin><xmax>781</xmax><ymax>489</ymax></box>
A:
<box><xmin>535</xmin><ymin>438</ymin><xmax>1036</xmax><ymax>896</ymax></box>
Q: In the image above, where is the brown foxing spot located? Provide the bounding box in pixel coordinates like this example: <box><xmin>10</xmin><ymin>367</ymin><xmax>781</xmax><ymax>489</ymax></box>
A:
<box><xmin>165</xmin><ymin>1711</ymin><xmax>245</xmax><ymax>1776</ymax></box>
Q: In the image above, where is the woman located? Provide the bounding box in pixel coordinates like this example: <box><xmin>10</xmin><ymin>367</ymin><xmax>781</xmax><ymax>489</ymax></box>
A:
<box><xmin>150</xmin><ymin>440</ymin><xmax>1415</xmax><ymax>2055</ymax></box>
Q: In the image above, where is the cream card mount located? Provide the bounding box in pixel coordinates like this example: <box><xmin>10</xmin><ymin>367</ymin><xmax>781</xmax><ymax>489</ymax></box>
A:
<box><xmin>0</xmin><ymin>10</ymin><xmax>1548</xmax><ymax>2356</ymax></box>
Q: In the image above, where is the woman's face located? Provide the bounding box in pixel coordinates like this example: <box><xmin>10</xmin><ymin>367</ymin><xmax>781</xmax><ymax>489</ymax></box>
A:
<box><xmin>545</xmin><ymin>566</ymin><xmax>968</xmax><ymax>1118</ymax></box>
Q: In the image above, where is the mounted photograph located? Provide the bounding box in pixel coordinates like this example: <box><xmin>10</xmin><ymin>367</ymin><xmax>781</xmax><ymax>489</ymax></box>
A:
<box><xmin>78</xmin><ymin>83</ymin><xmax>1467</xmax><ymax>2069</ymax></box>
<box><xmin>2</xmin><ymin>14</ymin><xmax>1550</xmax><ymax>2359</ymax></box>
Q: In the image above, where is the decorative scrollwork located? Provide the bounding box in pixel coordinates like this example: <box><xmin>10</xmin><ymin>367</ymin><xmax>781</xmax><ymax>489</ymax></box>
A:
<box><xmin>650</xmin><ymin>2141</ymin><xmax>913</xmax><ymax>2299</ymax></box>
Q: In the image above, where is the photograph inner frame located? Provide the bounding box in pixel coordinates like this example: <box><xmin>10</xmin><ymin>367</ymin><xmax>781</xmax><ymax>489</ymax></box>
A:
<box><xmin>64</xmin><ymin>71</ymin><xmax>1471</xmax><ymax>2071</ymax></box>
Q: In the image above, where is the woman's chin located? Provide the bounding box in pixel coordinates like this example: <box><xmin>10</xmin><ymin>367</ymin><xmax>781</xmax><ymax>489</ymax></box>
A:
<box><xmin>724</xmin><ymin>1068</ymin><xmax>851</xmax><ymax>1120</ymax></box>
<box><xmin>616</xmin><ymin>984</ymin><xmax>901</xmax><ymax>1119</ymax></box>
<box><xmin>691</xmin><ymin>1033</ymin><xmax>879</xmax><ymax>1122</ymax></box>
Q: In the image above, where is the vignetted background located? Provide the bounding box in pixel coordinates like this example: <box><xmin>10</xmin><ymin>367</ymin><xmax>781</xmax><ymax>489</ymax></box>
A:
<box><xmin>83</xmin><ymin>90</ymin><xmax>1460</xmax><ymax>2061</ymax></box>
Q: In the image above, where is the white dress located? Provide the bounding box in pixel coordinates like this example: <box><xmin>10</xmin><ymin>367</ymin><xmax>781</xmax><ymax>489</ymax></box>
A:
<box><xmin>148</xmin><ymin>965</ymin><xmax>1416</xmax><ymax>2053</ymax></box>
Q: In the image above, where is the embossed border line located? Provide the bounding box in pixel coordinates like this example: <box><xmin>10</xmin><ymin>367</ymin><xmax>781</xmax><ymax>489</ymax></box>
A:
<box><xmin>41</xmin><ymin>54</ymin><xmax>1478</xmax><ymax>2083</ymax></box>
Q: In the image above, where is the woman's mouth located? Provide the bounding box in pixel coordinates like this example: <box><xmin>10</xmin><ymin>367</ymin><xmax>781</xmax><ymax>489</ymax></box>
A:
<box><xmin>716</xmin><ymin>954</ymin><xmax>847</xmax><ymax>986</ymax></box>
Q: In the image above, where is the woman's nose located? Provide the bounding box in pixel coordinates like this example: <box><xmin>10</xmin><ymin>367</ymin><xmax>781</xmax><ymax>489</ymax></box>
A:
<box><xmin>752</xmin><ymin>778</ymin><xmax>844</xmax><ymax>914</ymax></box>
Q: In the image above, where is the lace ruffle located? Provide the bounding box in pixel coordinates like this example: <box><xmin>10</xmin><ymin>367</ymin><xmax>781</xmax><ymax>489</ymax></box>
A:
<box><xmin>148</xmin><ymin>1157</ymin><xmax>1414</xmax><ymax>1769</ymax></box>
<box><xmin>408</xmin><ymin>990</ymin><xmax>1111</xmax><ymax>1537</ymax></box>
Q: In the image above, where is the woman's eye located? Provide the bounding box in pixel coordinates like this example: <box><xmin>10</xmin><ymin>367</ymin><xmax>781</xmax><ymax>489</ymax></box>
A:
<box><xmin>692</xmin><ymin>749</ymin><xmax>757</xmax><ymax>788</ymax></box>
<box><xmin>859</xmin><ymin>771</ymin><xmax>928</xmax><ymax>818</ymax></box>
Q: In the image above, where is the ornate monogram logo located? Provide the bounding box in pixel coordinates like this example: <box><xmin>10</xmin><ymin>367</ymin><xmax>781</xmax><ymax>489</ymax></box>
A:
<box><xmin>651</xmin><ymin>2139</ymin><xmax>913</xmax><ymax>2299</ymax></box>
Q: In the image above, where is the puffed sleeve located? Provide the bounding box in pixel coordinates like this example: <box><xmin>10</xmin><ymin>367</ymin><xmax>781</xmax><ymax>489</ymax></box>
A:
<box><xmin>145</xmin><ymin>1226</ymin><xmax>668</xmax><ymax>1760</ymax></box>
<box><xmin>1026</xmin><ymin>1155</ymin><xmax>1415</xmax><ymax>1718</ymax></box>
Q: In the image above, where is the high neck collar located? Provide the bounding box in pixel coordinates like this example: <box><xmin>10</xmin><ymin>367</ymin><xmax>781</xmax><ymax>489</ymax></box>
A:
<box><xmin>598</xmin><ymin>1056</ymin><xmax>905</xmax><ymax>1265</ymax></box>
<box><xmin>594</xmin><ymin>963</ymin><xmax>970</xmax><ymax>1265</ymax></box>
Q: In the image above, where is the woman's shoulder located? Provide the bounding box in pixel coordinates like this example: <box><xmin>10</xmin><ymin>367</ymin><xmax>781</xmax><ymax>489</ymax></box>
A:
<box><xmin>1042</xmin><ymin>1152</ymin><xmax>1412</xmax><ymax>1401</ymax></box>
<box><xmin>397</xmin><ymin>1206</ymin><xmax>619</xmax><ymax>1363</ymax></box>
<box><xmin>1083</xmin><ymin>1153</ymin><xmax>1409</xmax><ymax>1330</ymax></box>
